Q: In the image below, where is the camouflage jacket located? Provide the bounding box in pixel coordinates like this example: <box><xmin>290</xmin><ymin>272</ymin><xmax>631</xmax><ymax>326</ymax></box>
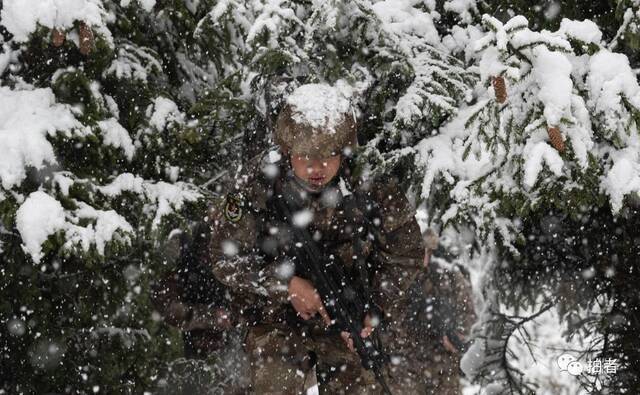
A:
<box><xmin>150</xmin><ymin>222</ymin><xmax>258</xmax><ymax>357</ymax></box>
<box><xmin>208</xmin><ymin>149</ymin><xmax>474</xmax><ymax>343</ymax></box>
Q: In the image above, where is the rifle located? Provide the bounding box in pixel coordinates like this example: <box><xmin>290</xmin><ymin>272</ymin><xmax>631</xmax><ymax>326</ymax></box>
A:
<box><xmin>270</xmin><ymin>194</ymin><xmax>393</xmax><ymax>395</ymax></box>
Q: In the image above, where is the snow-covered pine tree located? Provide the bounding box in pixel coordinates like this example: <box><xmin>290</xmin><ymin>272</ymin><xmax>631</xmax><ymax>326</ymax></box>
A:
<box><xmin>0</xmin><ymin>1</ymin><xmax>254</xmax><ymax>392</ymax></box>
<box><xmin>357</xmin><ymin>2</ymin><xmax>640</xmax><ymax>393</ymax></box>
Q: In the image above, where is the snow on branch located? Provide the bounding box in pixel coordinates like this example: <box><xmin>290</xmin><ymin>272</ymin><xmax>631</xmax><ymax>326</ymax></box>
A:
<box><xmin>98</xmin><ymin>173</ymin><xmax>201</xmax><ymax>228</ymax></box>
<box><xmin>0</xmin><ymin>0</ymin><xmax>114</xmax><ymax>47</ymax></box>
<box><xmin>0</xmin><ymin>86</ymin><xmax>88</xmax><ymax>190</ymax></box>
<box><xmin>413</xmin><ymin>14</ymin><xmax>640</xmax><ymax>253</ymax></box>
<box><xmin>15</xmin><ymin>191</ymin><xmax>134</xmax><ymax>263</ymax></box>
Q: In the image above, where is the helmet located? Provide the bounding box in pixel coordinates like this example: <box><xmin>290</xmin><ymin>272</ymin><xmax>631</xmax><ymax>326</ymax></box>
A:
<box><xmin>275</xmin><ymin>83</ymin><xmax>358</xmax><ymax>158</ymax></box>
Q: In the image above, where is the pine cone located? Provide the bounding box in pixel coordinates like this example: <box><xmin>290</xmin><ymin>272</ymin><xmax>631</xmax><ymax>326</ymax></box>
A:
<box><xmin>51</xmin><ymin>28</ymin><xmax>65</xmax><ymax>47</ymax></box>
<box><xmin>78</xmin><ymin>22</ymin><xmax>94</xmax><ymax>55</ymax></box>
<box><xmin>492</xmin><ymin>76</ymin><xmax>507</xmax><ymax>103</ymax></box>
<box><xmin>547</xmin><ymin>126</ymin><xmax>565</xmax><ymax>153</ymax></box>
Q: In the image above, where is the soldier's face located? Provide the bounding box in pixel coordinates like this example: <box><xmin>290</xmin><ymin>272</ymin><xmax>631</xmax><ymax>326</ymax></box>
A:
<box><xmin>290</xmin><ymin>154</ymin><xmax>342</xmax><ymax>189</ymax></box>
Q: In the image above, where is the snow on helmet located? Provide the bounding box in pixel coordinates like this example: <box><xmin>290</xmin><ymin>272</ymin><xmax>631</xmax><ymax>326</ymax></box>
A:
<box><xmin>275</xmin><ymin>83</ymin><xmax>358</xmax><ymax>158</ymax></box>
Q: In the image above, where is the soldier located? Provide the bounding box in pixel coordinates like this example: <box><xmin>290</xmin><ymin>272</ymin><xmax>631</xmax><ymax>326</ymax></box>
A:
<box><xmin>151</xmin><ymin>221</ymin><xmax>253</xmax><ymax>394</ymax></box>
<box><xmin>208</xmin><ymin>82</ymin><xmax>475</xmax><ymax>394</ymax></box>
<box><xmin>151</xmin><ymin>222</ymin><xmax>233</xmax><ymax>357</ymax></box>
<box><xmin>384</xmin><ymin>232</ymin><xmax>477</xmax><ymax>395</ymax></box>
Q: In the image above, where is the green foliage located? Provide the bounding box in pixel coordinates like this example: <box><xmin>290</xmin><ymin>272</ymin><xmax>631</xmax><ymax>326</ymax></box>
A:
<box><xmin>0</xmin><ymin>2</ymin><xmax>214</xmax><ymax>393</ymax></box>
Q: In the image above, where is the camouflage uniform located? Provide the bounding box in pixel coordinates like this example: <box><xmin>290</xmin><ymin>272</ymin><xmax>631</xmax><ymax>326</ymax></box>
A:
<box><xmin>151</xmin><ymin>222</ymin><xmax>255</xmax><ymax>394</ymax></box>
<box><xmin>379</xmin><ymin>256</ymin><xmax>476</xmax><ymax>395</ymax></box>
<box><xmin>208</xmin><ymin>150</ymin><xmax>475</xmax><ymax>394</ymax></box>
<box><xmin>151</xmin><ymin>222</ymin><xmax>232</xmax><ymax>357</ymax></box>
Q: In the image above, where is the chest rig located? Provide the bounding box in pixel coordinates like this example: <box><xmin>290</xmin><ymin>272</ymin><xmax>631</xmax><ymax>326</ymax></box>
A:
<box><xmin>257</xmin><ymin>165</ymin><xmax>375</xmax><ymax>274</ymax></box>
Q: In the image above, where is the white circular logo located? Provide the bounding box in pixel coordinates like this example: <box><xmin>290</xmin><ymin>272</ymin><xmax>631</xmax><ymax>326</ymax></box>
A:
<box><xmin>567</xmin><ymin>361</ymin><xmax>584</xmax><ymax>376</ymax></box>
<box><xmin>557</xmin><ymin>353</ymin><xmax>576</xmax><ymax>371</ymax></box>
